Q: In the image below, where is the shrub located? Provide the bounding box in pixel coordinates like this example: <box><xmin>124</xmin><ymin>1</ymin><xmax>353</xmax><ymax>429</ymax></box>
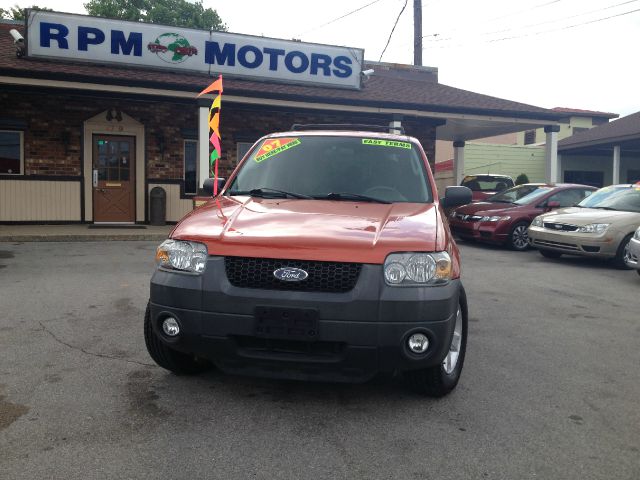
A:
<box><xmin>515</xmin><ymin>173</ymin><xmax>529</xmax><ymax>185</ymax></box>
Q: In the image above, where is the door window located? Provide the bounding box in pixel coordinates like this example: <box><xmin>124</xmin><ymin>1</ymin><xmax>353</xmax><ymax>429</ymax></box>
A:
<box><xmin>96</xmin><ymin>138</ymin><xmax>131</xmax><ymax>181</ymax></box>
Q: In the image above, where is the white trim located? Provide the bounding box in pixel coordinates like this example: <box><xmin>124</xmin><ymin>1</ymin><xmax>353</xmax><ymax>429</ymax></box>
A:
<box><xmin>0</xmin><ymin>75</ymin><xmax>556</xmax><ymax>126</ymax></box>
<box><xmin>612</xmin><ymin>145</ymin><xmax>621</xmax><ymax>185</ymax></box>
<box><xmin>0</xmin><ymin>129</ymin><xmax>24</xmax><ymax>175</ymax></box>
<box><xmin>198</xmin><ymin>106</ymin><xmax>209</xmax><ymax>189</ymax></box>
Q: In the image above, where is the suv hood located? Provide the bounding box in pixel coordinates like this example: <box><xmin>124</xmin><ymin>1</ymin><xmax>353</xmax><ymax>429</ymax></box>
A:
<box><xmin>539</xmin><ymin>207</ymin><xmax>640</xmax><ymax>226</ymax></box>
<box><xmin>171</xmin><ymin>196</ymin><xmax>441</xmax><ymax>264</ymax></box>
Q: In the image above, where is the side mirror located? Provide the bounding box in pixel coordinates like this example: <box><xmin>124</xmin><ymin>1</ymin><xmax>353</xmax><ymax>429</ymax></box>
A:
<box><xmin>201</xmin><ymin>177</ymin><xmax>226</xmax><ymax>197</ymax></box>
<box><xmin>440</xmin><ymin>186</ymin><xmax>472</xmax><ymax>208</ymax></box>
<box><xmin>546</xmin><ymin>200</ymin><xmax>561</xmax><ymax>209</ymax></box>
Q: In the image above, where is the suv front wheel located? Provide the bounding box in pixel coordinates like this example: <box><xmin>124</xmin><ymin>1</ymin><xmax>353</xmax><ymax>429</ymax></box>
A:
<box><xmin>403</xmin><ymin>288</ymin><xmax>468</xmax><ymax>397</ymax></box>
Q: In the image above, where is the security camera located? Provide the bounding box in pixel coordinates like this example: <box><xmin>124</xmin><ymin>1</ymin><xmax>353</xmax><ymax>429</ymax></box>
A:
<box><xmin>9</xmin><ymin>29</ymin><xmax>24</xmax><ymax>45</ymax></box>
<box><xmin>361</xmin><ymin>69</ymin><xmax>375</xmax><ymax>77</ymax></box>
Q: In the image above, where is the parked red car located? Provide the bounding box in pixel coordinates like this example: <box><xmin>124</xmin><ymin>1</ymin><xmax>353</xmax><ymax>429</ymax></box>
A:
<box><xmin>147</xmin><ymin>43</ymin><xmax>168</xmax><ymax>53</ymax></box>
<box><xmin>449</xmin><ymin>183</ymin><xmax>596</xmax><ymax>250</ymax></box>
<box><xmin>174</xmin><ymin>46</ymin><xmax>198</xmax><ymax>56</ymax></box>
<box><xmin>461</xmin><ymin>174</ymin><xmax>514</xmax><ymax>202</ymax></box>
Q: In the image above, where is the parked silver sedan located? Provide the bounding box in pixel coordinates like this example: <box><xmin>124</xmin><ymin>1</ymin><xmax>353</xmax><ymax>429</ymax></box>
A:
<box><xmin>625</xmin><ymin>226</ymin><xmax>640</xmax><ymax>276</ymax></box>
<box><xmin>528</xmin><ymin>184</ymin><xmax>640</xmax><ymax>268</ymax></box>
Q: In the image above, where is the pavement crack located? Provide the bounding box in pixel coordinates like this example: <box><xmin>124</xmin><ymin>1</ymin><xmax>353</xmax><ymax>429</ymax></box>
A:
<box><xmin>39</xmin><ymin>322</ymin><xmax>154</xmax><ymax>367</ymax></box>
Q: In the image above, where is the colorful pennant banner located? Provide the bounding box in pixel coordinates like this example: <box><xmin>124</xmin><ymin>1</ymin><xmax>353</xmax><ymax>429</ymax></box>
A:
<box><xmin>197</xmin><ymin>75</ymin><xmax>223</xmax><ymax>195</ymax></box>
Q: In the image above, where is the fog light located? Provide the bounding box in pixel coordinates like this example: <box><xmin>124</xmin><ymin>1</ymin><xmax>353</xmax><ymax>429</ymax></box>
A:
<box><xmin>162</xmin><ymin>317</ymin><xmax>180</xmax><ymax>337</ymax></box>
<box><xmin>408</xmin><ymin>333</ymin><xmax>429</xmax><ymax>354</ymax></box>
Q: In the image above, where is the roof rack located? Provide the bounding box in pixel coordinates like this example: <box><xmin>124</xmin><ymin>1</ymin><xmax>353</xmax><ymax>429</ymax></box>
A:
<box><xmin>290</xmin><ymin>123</ymin><xmax>405</xmax><ymax>135</ymax></box>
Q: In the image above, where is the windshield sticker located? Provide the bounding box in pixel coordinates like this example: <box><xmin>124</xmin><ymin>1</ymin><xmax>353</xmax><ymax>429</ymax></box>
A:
<box><xmin>254</xmin><ymin>138</ymin><xmax>301</xmax><ymax>163</ymax></box>
<box><xmin>362</xmin><ymin>139</ymin><xmax>412</xmax><ymax>149</ymax></box>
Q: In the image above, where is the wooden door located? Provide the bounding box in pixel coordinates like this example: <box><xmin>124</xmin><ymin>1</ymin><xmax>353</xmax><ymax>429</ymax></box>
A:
<box><xmin>92</xmin><ymin>135</ymin><xmax>135</xmax><ymax>223</ymax></box>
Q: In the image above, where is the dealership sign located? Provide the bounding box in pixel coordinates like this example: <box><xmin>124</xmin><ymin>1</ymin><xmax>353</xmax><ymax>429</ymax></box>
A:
<box><xmin>26</xmin><ymin>11</ymin><xmax>365</xmax><ymax>89</ymax></box>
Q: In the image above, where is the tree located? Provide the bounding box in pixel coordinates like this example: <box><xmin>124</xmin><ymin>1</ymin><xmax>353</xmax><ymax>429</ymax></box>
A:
<box><xmin>0</xmin><ymin>5</ymin><xmax>51</xmax><ymax>20</ymax></box>
<box><xmin>84</xmin><ymin>0</ymin><xmax>227</xmax><ymax>31</ymax></box>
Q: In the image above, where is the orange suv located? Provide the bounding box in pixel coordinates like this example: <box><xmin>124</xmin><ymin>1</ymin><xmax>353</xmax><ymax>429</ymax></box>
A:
<box><xmin>145</xmin><ymin>125</ymin><xmax>472</xmax><ymax>396</ymax></box>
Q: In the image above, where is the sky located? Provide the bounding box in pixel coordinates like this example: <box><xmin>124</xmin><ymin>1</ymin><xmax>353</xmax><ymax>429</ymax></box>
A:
<box><xmin>17</xmin><ymin>0</ymin><xmax>640</xmax><ymax>117</ymax></box>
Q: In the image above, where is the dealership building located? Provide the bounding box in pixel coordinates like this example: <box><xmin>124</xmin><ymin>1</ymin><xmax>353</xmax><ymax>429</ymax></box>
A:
<box><xmin>0</xmin><ymin>10</ymin><xmax>566</xmax><ymax>224</ymax></box>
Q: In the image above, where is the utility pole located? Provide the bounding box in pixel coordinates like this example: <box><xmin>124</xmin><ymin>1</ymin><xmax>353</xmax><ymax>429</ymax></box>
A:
<box><xmin>413</xmin><ymin>0</ymin><xmax>422</xmax><ymax>66</ymax></box>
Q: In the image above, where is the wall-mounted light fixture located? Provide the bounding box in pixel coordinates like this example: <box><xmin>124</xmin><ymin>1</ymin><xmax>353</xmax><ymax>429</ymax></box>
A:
<box><xmin>105</xmin><ymin>108</ymin><xmax>123</xmax><ymax>122</ymax></box>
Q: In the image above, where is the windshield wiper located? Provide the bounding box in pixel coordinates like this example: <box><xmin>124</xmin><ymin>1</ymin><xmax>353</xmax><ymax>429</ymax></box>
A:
<box><xmin>591</xmin><ymin>206</ymin><xmax>618</xmax><ymax>211</ymax></box>
<box><xmin>228</xmin><ymin>188</ymin><xmax>313</xmax><ymax>199</ymax></box>
<box><xmin>316</xmin><ymin>192</ymin><xmax>392</xmax><ymax>204</ymax></box>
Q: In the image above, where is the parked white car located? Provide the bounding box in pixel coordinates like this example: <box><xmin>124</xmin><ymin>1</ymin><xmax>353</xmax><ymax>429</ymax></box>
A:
<box><xmin>625</xmin><ymin>226</ymin><xmax>640</xmax><ymax>276</ymax></box>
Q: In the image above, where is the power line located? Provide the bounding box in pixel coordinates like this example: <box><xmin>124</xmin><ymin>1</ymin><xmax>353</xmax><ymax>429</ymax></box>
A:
<box><xmin>427</xmin><ymin>0</ymin><xmax>639</xmax><ymax>43</ymax></box>
<box><xmin>379</xmin><ymin>0</ymin><xmax>409</xmax><ymax>61</ymax></box>
<box><xmin>422</xmin><ymin>2</ymin><xmax>640</xmax><ymax>49</ymax></box>
<box><xmin>489</xmin><ymin>6</ymin><xmax>640</xmax><ymax>42</ymax></box>
<box><xmin>396</xmin><ymin>0</ymin><xmax>565</xmax><ymax>49</ymax></box>
<box><xmin>296</xmin><ymin>0</ymin><xmax>387</xmax><ymax>37</ymax></box>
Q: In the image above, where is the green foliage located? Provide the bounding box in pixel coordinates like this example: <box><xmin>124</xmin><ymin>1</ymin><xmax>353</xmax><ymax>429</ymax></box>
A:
<box><xmin>515</xmin><ymin>173</ymin><xmax>530</xmax><ymax>185</ymax></box>
<box><xmin>0</xmin><ymin>5</ymin><xmax>51</xmax><ymax>20</ymax></box>
<box><xmin>84</xmin><ymin>0</ymin><xmax>227</xmax><ymax>30</ymax></box>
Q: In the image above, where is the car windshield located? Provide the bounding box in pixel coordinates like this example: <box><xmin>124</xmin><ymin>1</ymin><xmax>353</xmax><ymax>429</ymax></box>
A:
<box><xmin>578</xmin><ymin>185</ymin><xmax>640</xmax><ymax>212</ymax></box>
<box><xmin>227</xmin><ymin>135</ymin><xmax>432</xmax><ymax>203</ymax></box>
<box><xmin>485</xmin><ymin>184</ymin><xmax>551</xmax><ymax>205</ymax></box>
<box><xmin>461</xmin><ymin>175</ymin><xmax>513</xmax><ymax>192</ymax></box>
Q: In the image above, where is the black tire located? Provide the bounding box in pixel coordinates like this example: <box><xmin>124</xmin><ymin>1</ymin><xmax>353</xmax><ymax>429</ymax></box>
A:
<box><xmin>613</xmin><ymin>233</ymin><xmax>634</xmax><ymax>270</ymax></box>
<box><xmin>403</xmin><ymin>287</ymin><xmax>468</xmax><ymax>397</ymax></box>
<box><xmin>508</xmin><ymin>222</ymin><xmax>530</xmax><ymax>251</ymax></box>
<box><xmin>539</xmin><ymin>249</ymin><xmax>562</xmax><ymax>259</ymax></box>
<box><xmin>144</xmin><ymin>304</ymin><xmax>212</xmax><ymax>375</ymax></box>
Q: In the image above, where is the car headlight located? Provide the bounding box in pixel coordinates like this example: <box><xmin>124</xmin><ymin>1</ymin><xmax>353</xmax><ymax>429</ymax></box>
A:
<box><xmin>635</xmin><ymin>227</ymin><xmax>640</xmax><ymax>240</ymax></box>
<box><xmin>384</xmin><ymin>252</ymin><xmax>451</xmax><ymax>286</ymax></box>
<box><xmin>577</xmin><ymin>223</ymin><xmax>610</xmax><ymax>234</ymax></box>
<box><xmin>156</xmin><ymin>239</ymin><xmax>208</xmax><ymax>273</ymax></box>
<box><xmin>480</xmin><ymin>215</ymin><xmax>510</xmax><ymax>222</ymax></box>
<box><xmin>531</xmin><ymin>216</ymin><xmax>544</xmax><ymax>227</ymax></box>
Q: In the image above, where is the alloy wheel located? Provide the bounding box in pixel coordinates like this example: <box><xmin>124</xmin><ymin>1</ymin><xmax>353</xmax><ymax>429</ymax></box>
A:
<box><xmin>512</xmin><ymin>225</ymin><xmax>529</xmax><ymax>250</ymax></box>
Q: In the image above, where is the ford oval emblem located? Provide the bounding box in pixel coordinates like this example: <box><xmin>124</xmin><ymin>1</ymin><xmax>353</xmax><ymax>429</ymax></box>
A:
<box><xmin>273</xmin><ymin>267</ymin><xmax>308</xmax><ymax>282</ymax></box>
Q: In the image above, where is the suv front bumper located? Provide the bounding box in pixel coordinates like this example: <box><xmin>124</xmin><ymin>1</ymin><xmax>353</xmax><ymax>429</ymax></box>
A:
<box><xmin>149</xmin><ymin>258</ymin><xmax>463</xmax><ymax>383</ymax></box>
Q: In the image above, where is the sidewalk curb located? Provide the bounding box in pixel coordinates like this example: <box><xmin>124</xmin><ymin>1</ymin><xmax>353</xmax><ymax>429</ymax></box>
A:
<box><xmin>0</xmin><ymin>234</ymin><xmax>169</xmax><ymax>242</ymax></box>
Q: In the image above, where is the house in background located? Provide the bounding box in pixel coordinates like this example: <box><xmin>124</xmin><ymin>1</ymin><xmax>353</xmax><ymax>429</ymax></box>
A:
<box><xmin>434</xmin><ymin>108</ymin><xmax>618</xmax><ymax>191</ymax></box>
<box><xmin>558</xmin><ymin>110</ymin><xmax>640</xmax><ymax>187</ymax></box>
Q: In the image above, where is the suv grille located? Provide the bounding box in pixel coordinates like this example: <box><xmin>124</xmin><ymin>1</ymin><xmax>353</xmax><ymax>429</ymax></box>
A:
<box><xmin>224</xmin><ymin>256</ymin><xmax>362</xmax><ymax>293</ymax></box>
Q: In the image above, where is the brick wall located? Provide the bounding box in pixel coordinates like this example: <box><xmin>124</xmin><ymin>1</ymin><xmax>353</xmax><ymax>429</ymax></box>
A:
<box><xmin>1</xmin><ymin>90</ymin><xmax>438</xmax><ymax>180</ymax></box>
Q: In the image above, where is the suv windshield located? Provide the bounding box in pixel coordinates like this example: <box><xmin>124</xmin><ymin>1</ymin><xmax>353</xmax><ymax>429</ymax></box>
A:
<box><xmin>486</xmin><ymin>184</ymin><xmax>551</xmax><ymax>205</ymax></box>
<box><xmin>461</xmin><ymin>175</ymin><xmax>513</xmax><ymax>192</ymax></box>
<box><xmin>227</xmin><ymin>135</ymin><xmax>432</xmax><ymax>203</ymax></box>
<box><xmin>578</xmin><ymin>185</ymin><xmax>640</xmax><ymax>212</ymax></box>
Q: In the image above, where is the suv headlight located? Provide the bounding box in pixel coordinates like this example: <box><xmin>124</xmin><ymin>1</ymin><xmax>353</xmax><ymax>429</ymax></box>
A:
<box><xmin>156</xmin><ymin>239</ymin><xmax>208</xmax><ymax>273</ymax></box>
<box><xmin>634</xmin><ymin>227</ymin><xmax>640</xmax><ymax>240</ymax></box>
<box><xmin>531</xmin><ymin>216</ymin><xmax>543</xmax><ymax>227</ymax></box>
<box><xmin>577</xmin><ymin>223</ymin><xmax>610</xmax><ymax>234</ymax></box>
<box><xmin>384</xmin><ymin>252</ymin><xmax>451</xmax><ymax>286</ymax></box>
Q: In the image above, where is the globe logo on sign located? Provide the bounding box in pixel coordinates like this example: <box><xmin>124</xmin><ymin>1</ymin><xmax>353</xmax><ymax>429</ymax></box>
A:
<box><xmin>147</xmin><ymin>33</ymin><xmax>198</xmax><ymax>64</ymax></box>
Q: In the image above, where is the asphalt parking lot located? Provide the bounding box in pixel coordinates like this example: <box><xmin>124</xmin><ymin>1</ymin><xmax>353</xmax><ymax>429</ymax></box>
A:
<box><xmin>1</xmin><ymin>240</ymin><xmax>638</xmax><ymax>480</ymax></box>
